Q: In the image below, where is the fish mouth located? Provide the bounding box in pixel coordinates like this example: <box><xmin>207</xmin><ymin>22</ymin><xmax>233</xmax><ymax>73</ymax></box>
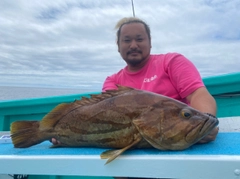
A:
<box><xmin>186</xmin><ymin>115</ymin><xmax>219</xmax><ymax>143</ymax></box>
<box><xmin>199</xmin><ymin>115</ymin><xmax>219</xmax><ymax>135</ymax></box>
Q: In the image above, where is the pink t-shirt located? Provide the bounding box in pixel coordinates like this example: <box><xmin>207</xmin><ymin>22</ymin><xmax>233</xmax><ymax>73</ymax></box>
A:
<box><xmin>102</xmin><ymin>53</ymin><xmax>204</xmax><ymax>103</ymax></box>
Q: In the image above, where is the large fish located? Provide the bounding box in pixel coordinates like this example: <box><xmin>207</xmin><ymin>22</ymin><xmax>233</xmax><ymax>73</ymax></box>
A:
<box><xmin>10</xmin><ymin>86</ymin><xmax>218</xmax><ymax>164</ymax></box>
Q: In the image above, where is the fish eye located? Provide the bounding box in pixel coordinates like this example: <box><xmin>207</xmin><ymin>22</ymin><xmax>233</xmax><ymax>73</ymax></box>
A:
<box><xmin>181</xmin><ymin>109</ymin><xmax>192</xmax><ymax>119</ymax></box>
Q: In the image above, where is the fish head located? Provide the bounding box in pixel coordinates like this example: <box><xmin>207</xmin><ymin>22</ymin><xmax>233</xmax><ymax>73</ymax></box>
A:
<box><xmin>133</xmin><ymin>101</ymin><xmax>219</xmax><ymax>150</ymax></box>
<box><xmin>167</xmin><ymin>107</ymin><xmax>219</xmax><ymax>147</ymax></box>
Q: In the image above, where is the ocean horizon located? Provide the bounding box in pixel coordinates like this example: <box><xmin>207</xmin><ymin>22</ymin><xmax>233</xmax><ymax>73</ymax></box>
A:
<box><xmin>0</xmin><ymin>85</ymin><xmax>100</xmax><ymax>101</ymax></box>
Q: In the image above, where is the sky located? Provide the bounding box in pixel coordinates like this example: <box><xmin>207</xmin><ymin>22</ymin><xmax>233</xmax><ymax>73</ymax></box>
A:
<box><xmin>0</xmin><ymin>0</ymin><xmax>239</xmax><ymax>91</ymax></box>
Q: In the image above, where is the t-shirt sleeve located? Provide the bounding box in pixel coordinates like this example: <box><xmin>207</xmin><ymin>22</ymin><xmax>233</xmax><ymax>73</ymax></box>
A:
<box><xmin>102</xmin><ymin>74</ymin><xmax>118</xmax><ymax>91</ymax></box>
<box><xmin>166</xmin><ymin>53</ymin><xmax>205</xmax><ymax>98</ymax></box>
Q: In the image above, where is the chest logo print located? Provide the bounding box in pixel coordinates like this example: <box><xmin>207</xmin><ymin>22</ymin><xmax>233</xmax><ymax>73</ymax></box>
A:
<box><xmin>143</xmin><ymin>75</ymin><xmax>157</xmax><ymax>83</ymax></box>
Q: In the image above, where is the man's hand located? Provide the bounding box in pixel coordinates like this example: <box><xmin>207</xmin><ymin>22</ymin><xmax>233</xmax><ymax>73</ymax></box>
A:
<box><xmin>197</xmin><ymin>127</ymin><xmax>219</xmax><ymax>144</ymax></box>
<box><xmin>51</xmin><ymin>138</ymin><xmax>61</xmax><ymax>145</ymax></box>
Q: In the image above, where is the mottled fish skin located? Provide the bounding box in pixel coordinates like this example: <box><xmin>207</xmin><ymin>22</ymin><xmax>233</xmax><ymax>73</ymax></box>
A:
<box><xmin>10</xmin><ymin>85</ymin><xmax>219</xmax><ymax>164</ymax></box>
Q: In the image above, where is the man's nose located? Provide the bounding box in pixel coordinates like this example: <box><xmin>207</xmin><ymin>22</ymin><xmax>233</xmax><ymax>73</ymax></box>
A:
<box><xmin>130</xmin><ymin>40</ymin><xmax>138</xmax><ymax>49</ymax></box>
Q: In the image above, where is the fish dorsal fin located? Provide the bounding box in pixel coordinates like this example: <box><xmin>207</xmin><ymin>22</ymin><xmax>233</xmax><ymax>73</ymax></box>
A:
<box><xmin>74</xmin><ymin>85</ymin><xmax>134</xmax><ymax>107</ymax></box>
<box><xmin>41</xmin><ymin>103</ymin><xmax>74</xmax><ymax>128</ymax></box>
<box><xmin>40</xmin><ymin>85</ymin><xmax>134</xmax><ymax>129</ymax></box>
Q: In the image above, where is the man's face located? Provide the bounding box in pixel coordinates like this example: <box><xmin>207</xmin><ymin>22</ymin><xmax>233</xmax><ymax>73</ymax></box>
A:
<box><xmin>118</xmin><ymin>23</ymin><xmax>151</xmax><ymax>69</ymax></box>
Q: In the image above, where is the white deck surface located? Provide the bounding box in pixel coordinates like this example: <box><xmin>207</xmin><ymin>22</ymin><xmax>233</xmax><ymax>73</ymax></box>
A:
<box><xmin>218</xmin><ymin>116</ymin><xmax>240</xmax><ymax>132</ymax></box>
<box><xmin>0</xmin><ymin>117</ymin><xmax>240</xmax><ymax>179</ymax></box>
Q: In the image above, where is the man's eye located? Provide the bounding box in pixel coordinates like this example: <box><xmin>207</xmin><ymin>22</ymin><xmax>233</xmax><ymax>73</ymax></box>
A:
<box><xmin>124</xmin><ymin>39</ymin><xmax>131</xmax><ymax>43</ymax></box>
<box><xmin>137</xmin><ymin>38</ymin><xmax>143</xmax><ymax>42</ymax></box>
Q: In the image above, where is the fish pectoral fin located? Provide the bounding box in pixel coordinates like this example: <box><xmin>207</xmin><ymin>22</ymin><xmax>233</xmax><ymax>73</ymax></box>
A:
<box><xmin>100</xmin><ymin>134</ymin><xmax>142</xmax><ymax>164</ymax></box>
<box><xmin>132</xmin><ymin>112</ymin><xmax>167</xmax><ymax>150</ymax></box>
<box><xmin>132</xmin><ymin>111</ymin><xmax>161</xmax><ymax>139</ymax></box>
<box><xmin>100</xmin><ymin>149</ymin><xmax>125</xmax><ymax>164</ymax></box>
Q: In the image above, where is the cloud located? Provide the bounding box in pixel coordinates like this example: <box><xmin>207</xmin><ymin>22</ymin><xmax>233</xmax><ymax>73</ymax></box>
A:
<box><xmin>0</xmin><ymin>0</ymin><xmax>239</xmax><ymax>90</ymax></box>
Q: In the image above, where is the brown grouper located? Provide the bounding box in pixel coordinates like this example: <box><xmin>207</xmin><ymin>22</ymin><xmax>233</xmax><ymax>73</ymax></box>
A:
<box><xmin>10</xmin><ymin>85</ymin><xmax>219</xmax><ymax>164</ymax></box>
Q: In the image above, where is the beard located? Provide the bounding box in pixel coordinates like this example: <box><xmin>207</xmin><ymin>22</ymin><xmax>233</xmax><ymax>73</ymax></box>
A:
<box><xmin>124</xmin><ymin>50</ymin><xmax>148</xmax><ymax>66</ymax></box>
<box><xmin>125</xmin><ymin>57</ymin><xmax>145</xmax><ymax>66</ymax></box>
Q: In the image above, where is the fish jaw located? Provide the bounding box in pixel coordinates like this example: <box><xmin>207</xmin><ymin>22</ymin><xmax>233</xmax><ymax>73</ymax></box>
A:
<box><xmin>185</xmin><ymin>114</ymin><xmax>219</xmax><ymax>144</ymax></box>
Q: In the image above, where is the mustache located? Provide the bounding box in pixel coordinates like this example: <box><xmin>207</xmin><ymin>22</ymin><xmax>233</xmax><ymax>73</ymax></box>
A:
<box><xmin>127</xmin><ymin>50</ymin><xmax>142</xmax><ymax>55</ymax></box>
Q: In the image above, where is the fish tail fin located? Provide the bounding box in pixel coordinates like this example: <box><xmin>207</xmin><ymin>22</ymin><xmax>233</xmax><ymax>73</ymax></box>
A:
<box><xmin>10</xmin><ymin>120</ymin><xmax>46</xmax><ymax>148</ymax></box>
<box><xmin>10</xmin><ymin>103</ymin><xmax>73</xmax><ymax>148</ymax></box>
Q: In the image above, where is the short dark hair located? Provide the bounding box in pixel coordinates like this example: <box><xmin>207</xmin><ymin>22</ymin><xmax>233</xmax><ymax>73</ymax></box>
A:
<box><xmin>115</xmin><ymin>17</ymin><xmax>151</xmax><ymax>45</ymax></box>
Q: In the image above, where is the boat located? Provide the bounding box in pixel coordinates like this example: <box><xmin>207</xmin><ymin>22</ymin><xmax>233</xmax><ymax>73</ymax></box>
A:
<box><xmin>0</xmin><ymin>72</ymin><xmax>240</xmax><ymax>179</ymax></box>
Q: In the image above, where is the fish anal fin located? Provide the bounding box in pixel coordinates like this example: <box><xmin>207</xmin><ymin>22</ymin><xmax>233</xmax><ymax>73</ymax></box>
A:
<box><xmin>101</xmin><ymin>134</ymin><xmax>142</xmax><ymax>164</ymax></box>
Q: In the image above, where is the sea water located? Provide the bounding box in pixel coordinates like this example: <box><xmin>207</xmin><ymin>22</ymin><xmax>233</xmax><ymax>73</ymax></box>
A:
<box><xmin>0</xmin><ymin>86</ymin><xmax>98</xmax><ymax>101</ymax></box>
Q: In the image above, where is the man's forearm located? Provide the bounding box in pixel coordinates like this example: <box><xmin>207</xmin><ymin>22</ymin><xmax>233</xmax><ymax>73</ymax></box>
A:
<box><xmin>187</xmin><ymin>87</ymin><xmax>217</xmax><ymax>115</ymax></box>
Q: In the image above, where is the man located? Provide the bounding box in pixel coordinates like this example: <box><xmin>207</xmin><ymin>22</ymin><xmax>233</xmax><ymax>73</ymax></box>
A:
<box><xmin>103</xmin><ymin>17</ymin><xmax>218</xmax><ymax>144</ymax></box>
<box><xmin>102</xmin><ymin>16</ymin><xmax>218</xmax><ymax>179</ymax></box>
